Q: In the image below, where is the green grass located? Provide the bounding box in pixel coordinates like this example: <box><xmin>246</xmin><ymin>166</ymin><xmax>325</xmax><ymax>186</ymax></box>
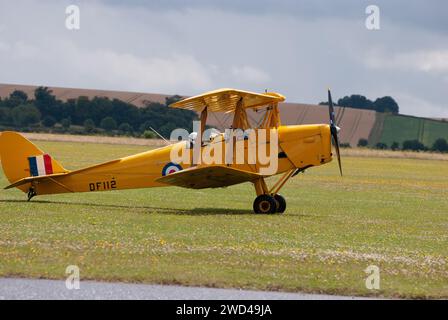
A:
<box><xmin>1</xmin><ymin>141</ymin><xmax>448</xmax><ymax>298</ymax></box>
<box><xmin>379</xmin><ymin>115</ymin><xmax>422</xmax><ymax>146</ymax></box>
<box><xmin>422</xmin><ymin>119</ymin><xmax>448</xmax><ymax>146</ymax></box>
<box><xmin>379</xmin><ymin>114</ymin><xmax>448</xmax><ymax>147</ymax></box>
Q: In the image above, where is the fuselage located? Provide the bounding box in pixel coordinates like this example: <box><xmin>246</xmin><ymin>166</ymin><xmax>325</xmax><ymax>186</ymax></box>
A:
<box><xmin>31</xmin><ymin>124</ymin><xmax>333</xmax><ymax>195</ymax></box>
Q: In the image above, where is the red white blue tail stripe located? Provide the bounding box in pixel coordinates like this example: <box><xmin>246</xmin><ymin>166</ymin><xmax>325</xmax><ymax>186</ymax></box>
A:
<box><xmin>28</xmin><ymin>154</ymin><xmax>54</xmax><ymax>177</ymax></box>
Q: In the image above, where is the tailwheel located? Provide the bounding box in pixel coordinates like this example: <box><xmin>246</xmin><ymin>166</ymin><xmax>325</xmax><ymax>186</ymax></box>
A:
<box><xmin>273</xmin><ymin>194</ymin><xmax>286</xmax><ymax>214</ymax></box>
<box><xmin>27</xmin><ymin>187</ymin><xmax>37</xmax><ymax>202</ymax></box>
<box><xmin>253</xmin><ymin>194</ymin><xmax>277</xmax><ymax>214</ymax></box>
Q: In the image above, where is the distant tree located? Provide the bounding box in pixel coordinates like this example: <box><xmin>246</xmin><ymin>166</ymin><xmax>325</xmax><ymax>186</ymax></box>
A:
<box><xmin>42</xmin><ymin>115</ymin><xmax>56</xmax><ymax>128</ymax></box>
<box><xmin>100</xmin><ymin>116</ymin><xmax>117</xmax><ymax>131</ymax></box>
<box><xmin>0</xmin><ymin>89</ymin><xmax>197</xmax><ymax>138</ymax></box>
<box><xmin>110</xmin><ymin>99</ymin><xmax>139</xmax><ymax>129</ymax></box>
<box><xmin>0</xmin><ymin>107</ymin><xmax>12</xmax><ymax>124</ymax></box>
<box><xmin>11</xmin><ymin>104</ymin><xmax>41</xmax><ymax>127</ymax></box>
<box><xmin>11</xmin><ymin>89</ymin><xmax>27</xmax><ymax>100</ymax></box>
<box><xmin>61</xmin><ymin>117</ymin><xmax>71</xmax><ymax>129</ymax></box>
<box><xmin>373</xmin><ymin>96</ymin><xmax>399</xmax><ymax>114</ymax></box>
<box><xmin>34</xmin><ymin>87</ymin><xmax>57</xmax><ymax>115</ymax></box>
<box><xmin>140</xmin><ymin>101</ymin><xmax>198</xmax><ymax>134</ymax></box>
<box><xmin>390</xmin><ymin>141</ymin><xmax>400</xmax><ymax>151</ymax></box>
<box><xmin>118</xmin><ymin>122</ymin><xmax>133</xmax><ymax>134</ymax></box>
<box><xmin>158</xmin><ymin>122</ymin><xmax>178</xmax><ymax>138</ymax></box>
<box><xmin>7</xmin><ymin>90</ymin><xmax>28</xmax><ymax>108</ymax></box>
<box><xmin>84</xmin><ymin>119</ymin><xmax>95</xmax><ymax>133</ymax></box>
<box><xmin>165</xmin><ymin>95</ymin><xmax>183</xmax><ymax>106</ymax></box>
<box><xmin>431</xmin><ymin>138</ymin><xmax>448</xmax><ymax>153</ymax></box>
<box><xmin>74</xmin><ymin>96</ymin><xmax>91</xmax><ymax>125</ymax></box>
<box><xmin>318</xmin><ymin>101</ymin><xmax>338</xmax><ymax>106</ymax></box>
<box><xmin>338</xmin><ymin>95</ymin><xmax>373</xmax><ymax>110</ymax></box>
<box><xmin>357</xmin><ymin>138</ymin><xmax>369</xmax><ymax>147</ymax></box>
<box><xmin>142</xmin><ymin>130</ymin><xmax>157</xmax><ymax>139</ymax></box>
<box><xmin>333</xmin><ymin>94</ymin><xmax>400</xmax><ymax>114</ymax></box>
<box><xmin>139</xmin><ymin>121</ymin><xmax>153</xmax><ymax>133</ymax></box>
<box><xmin>402</xmin><ymin>140</ymin><xmax>426</xmax><ymax>151</ymax></box>
<box><xmin>375</xmin><ymin>142</ymin><xmax>388</xmax><ymax>150</ymax></box>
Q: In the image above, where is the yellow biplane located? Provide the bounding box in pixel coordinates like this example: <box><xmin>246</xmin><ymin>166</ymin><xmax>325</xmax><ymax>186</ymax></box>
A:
<box><xmin>0</xmin><ymin>88</ymin><xmax>342</xmax><ymax>214</ymax></box>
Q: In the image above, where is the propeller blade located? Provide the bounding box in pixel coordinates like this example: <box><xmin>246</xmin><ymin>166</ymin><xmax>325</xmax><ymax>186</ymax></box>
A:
<box><xmin>328</xmin><ymin>89</ymin><xmax>336</xmax><ymax>127</ymax></box>
<box><xmin>332</xmin><ymin>130</ymin><xmax>343</xmax><ymax>176</ymax></box>
<box><xmin>328</xmin><ymin>89</ymin><xmax>343</xmax><ymax>176</ymax></box>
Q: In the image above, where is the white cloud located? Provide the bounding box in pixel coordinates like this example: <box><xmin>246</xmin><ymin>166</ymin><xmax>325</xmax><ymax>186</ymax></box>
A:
<box><xmin>365</xmin><ymin>49</ymin><xmax>448</xmax><ymax>74</ymax></box>
<box><xmin>394</xmin><ymin>92</ymin><xmax>448</xmax><ymax>118</ymax></box>
<box><xmin>230</xmin><ymin>66</ymin><xmax>270</xmax><ymax>83</ymax></box>
<box><xmin>0</xmin><ymin>39</ymin><xmax>214</xmax><ymax>93</ymax></box>
<box><xmin>67</xmin><ymin>47</ymin><xmax>215</xmax><ymax>92</ymax></box>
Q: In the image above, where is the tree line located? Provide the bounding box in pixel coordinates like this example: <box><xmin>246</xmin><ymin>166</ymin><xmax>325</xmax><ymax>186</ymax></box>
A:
<box><xmin>2</xmin><ymin>87</ymin><xmax>445</xmax><ymax>152</ymax></box>
<box><xmin>320</xmin><ymin>94</ymin><xmax>399</xmax><ymax>114</ymax></box>
<box><xmin>353</xmin><ymin>138</ymin><xmax>448</xmax><ymax>153</ymax></box>
<box><xmin>0</xmin><ymin>87</ymin><xmax>197</xmax><ymax>138</ymax></box>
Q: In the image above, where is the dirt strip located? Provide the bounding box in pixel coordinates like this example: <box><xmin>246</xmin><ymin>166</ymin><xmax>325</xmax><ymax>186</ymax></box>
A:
<box><xmin>20</xmin><ymin>132</ymin><xmax>166</xmax><ymax>147</ymax></box>
<box><xmin>341</xmin><ymin>148</ymin><xmax>448</xmax><ymax>161</ymax></box>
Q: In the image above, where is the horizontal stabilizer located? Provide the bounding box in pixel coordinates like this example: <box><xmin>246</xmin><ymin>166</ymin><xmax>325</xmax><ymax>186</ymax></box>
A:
<box><xmin>4</xmin><ymin>173</ymin><xmax>69</xmax><ymax>190</ymax></box>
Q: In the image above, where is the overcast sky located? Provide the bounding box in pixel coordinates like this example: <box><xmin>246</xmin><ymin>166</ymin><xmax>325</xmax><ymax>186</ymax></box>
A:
<box><xmin>0</xmin><ymin>0</ymin><xmax>447</xmax><ymax>117</ymax></box>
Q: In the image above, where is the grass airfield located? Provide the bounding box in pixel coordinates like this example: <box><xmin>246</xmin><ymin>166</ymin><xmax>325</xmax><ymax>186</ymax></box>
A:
<box><xmin>0</xmin><ymin>140</ymin><xmax>447</xmax><ymax>298</ymax></box>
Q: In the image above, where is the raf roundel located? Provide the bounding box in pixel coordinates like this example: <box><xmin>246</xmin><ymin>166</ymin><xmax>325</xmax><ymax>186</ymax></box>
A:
<box><xmin>162</xmin><ymin>162</ymin><xmax>183</xmax><ymax>176</ymax></box>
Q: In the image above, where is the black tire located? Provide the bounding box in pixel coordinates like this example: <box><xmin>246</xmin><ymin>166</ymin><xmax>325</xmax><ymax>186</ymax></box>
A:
<box><xmin>274</xmin><ymin>194</ymin><xmax>286</xmax><ymax>213</ymax></box>
<box><xmin>253</xmin><ymin>195</ymin><xmax>277</xmax><ymax>214</ymax></box>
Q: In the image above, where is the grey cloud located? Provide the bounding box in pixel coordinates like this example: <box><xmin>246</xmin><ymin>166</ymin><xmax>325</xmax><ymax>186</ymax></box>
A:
<box><xmin>105</xmin><ymin>0</ymin><xmax>448</xmax><ymax>34</ymax></box>
<box><xmin>0</xmin><ymin>0</ymin><xmax>447</xmax><ymax>117</ymax></box>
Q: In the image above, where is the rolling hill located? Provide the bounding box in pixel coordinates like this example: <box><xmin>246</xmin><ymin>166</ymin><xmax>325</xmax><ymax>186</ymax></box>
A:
<box><xmin>1</xmin><ymin>83</ymin><xmax>447</xmax><ymax>148</ymax></box>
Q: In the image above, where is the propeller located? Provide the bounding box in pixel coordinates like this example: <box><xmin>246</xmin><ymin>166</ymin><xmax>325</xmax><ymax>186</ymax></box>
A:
<box><xmin>328</xmin><ymin>89</ymin><xmax>343</xmax><ymax>176</ymax></box>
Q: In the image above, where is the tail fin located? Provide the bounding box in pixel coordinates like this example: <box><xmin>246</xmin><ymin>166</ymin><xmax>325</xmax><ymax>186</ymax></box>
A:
<box><xmin>0</xmin><ymin>132</ymin><xmax>67</xmax><ymax>192</ymax></box>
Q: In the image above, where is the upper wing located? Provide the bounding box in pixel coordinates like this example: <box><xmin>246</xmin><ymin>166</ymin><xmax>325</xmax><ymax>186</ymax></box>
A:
<box><xmin>170</xmin><ymin>88</ymin><xmax>285</xmax><ymax>113</ymax></box>
<box><xmin>156</xmin><ymin>165</ymin><xmax>262</xmax><ymax>189</ymax></box>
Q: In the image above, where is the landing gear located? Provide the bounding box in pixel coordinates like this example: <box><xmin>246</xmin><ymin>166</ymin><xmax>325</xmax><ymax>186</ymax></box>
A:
<box><xmin>253</xmin><ymin>194</ymin><xmax>277</xmax><ymax>214</ymax></box>
<box><xmin>253</xmin><ymin>194</ymin><xmax>287</xmax><ymax>214</ymax></box>
<box><xmin>27</xmin><ymin>187</ymin><xmax>37</xmax><ymax>201</ymax></box>
<box><xmin>253</xmin><ymin>176</ymin><xmax>291</xmax><ymax>214</ymax></box>
<box><xmin>273</xmin><ymin>194</ymin><xmax>286</xmax><ymax>214</ymax></box>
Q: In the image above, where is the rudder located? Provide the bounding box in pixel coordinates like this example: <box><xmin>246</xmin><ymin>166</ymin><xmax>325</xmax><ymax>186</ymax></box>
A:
<box><xmin>0</xmin><ymin>132</ymin><xmax>67</xmax><ymax>192</ymax></box>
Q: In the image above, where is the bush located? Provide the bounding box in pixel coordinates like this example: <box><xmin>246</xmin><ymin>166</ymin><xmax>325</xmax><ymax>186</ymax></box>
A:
<box><xmin>84</xmin><ymin>119</ymin><xmax>96</xmax><ymax>133</ymax></box>
<box><xmin>100</xmin><ymin>116</ymin><xmax>117</xmax><ymax>131</ymax></box>
<box><xmin>375</xmin><ymin>142</ymin><xmax>388</xmax><ymax>150</ymax></box>
<box><xmin>431</xmin><ymin>138</ymin><xmax>448</xmax><ymax>153</ymax></box>
<box><xmin>390</xmin><ymin>142</ymin><xmax>400</xmax><ymax>151</ymax></box>
<box><xmin>11</xmin><ymin>104</ymin><xmax>41</xmax><ymax>127</ymax></box>
<box><xmin>42</xmin><ymin>115</ymin><xmax>57</xmax><ymax>128</ymax></box>
<box><xmin>357</xmin><ymin>138</ymin><xmax>368</xmax><ymax>147</ymax></box>
<box><xmin>61</xmin><ymin>118</ymin><xmax>71</xmax><ymax>129</ymax></box>
<box><xmin>142</xmin><ymin>130</ymin><xmax>157</xmax><ymax>139</ymax></box>
<box><xmin>340</xmin><ymin>143</ymin><xmax>351</xmax><ymax>148</ymax></box>
<box><xmin>118</xmin><ymin>122</ymin><xmax>133</xmax><ymax>134</ymax></box>
<box><xmin>402</xmin><ymin>140</ymin><xmax>426</xmax><ymax>151</ymax></box>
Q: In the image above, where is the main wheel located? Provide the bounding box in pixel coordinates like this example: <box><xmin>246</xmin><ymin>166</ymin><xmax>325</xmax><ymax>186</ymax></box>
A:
<box><xmin>274</xmin><ymin>194</ymin><xmax>286</xmax><ymax>213</ymax></box>
<box><xmin>253</xmin><ymin>195</ymin><xmax>277</xmax><ymax>214</ymax></box>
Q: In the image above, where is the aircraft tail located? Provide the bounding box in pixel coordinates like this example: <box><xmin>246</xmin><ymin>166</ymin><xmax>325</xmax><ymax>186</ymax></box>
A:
<box><xmin>0</xmin><ymin>132</ymin><xmax>67</xmax><ymax>192</ymax></box>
